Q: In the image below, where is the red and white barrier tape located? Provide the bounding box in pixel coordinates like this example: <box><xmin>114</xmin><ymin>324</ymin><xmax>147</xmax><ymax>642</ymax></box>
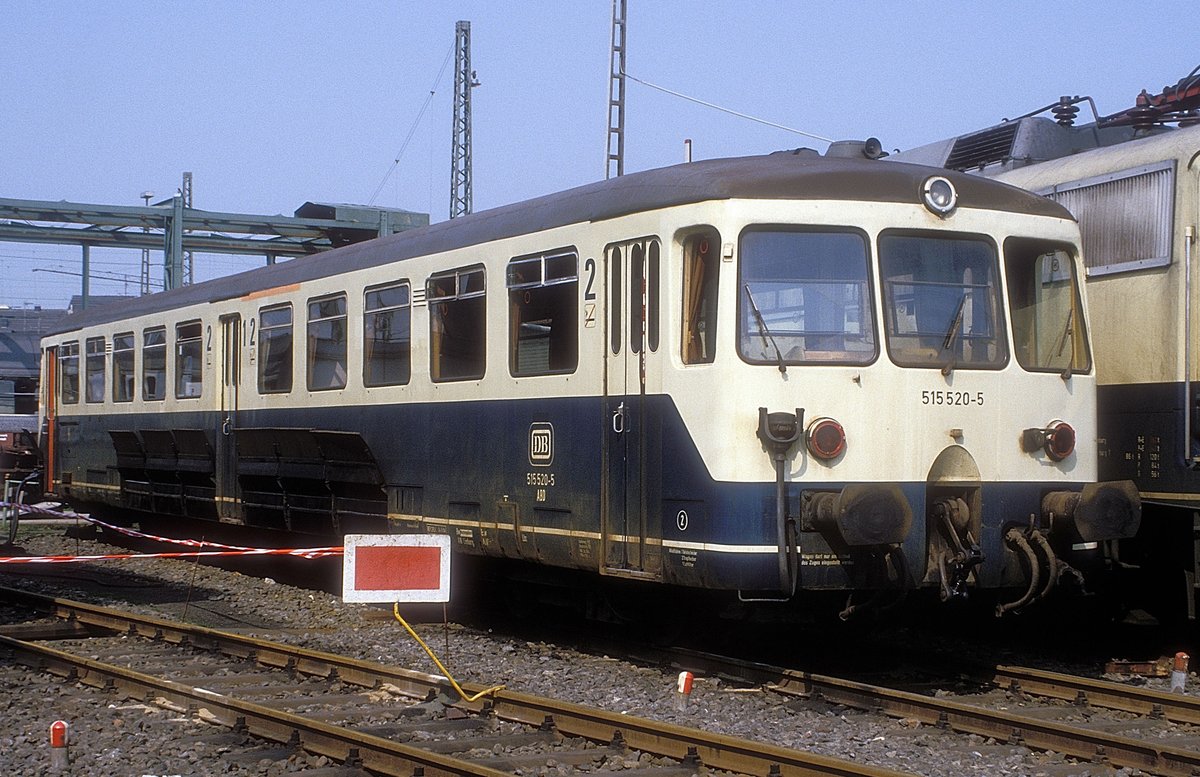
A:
<box><xmin>73</xmin><ymin>509</ymin><xmax>264</xmax><ymax>552</ymax></box>
<box><xmin>0</xmin><ymin>547</ymin><xmax>343</xmax><ymax>564</ymax></box>
<box><xmin>0</xmin><ymin>502</ymin><xmax>343</xmax><ymax>562</ymax></box>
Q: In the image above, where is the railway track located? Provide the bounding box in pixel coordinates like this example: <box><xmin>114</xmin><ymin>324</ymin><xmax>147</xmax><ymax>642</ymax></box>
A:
<box><xmin>631</xmin><ymin>645</ymin><xmax>1200</xmax><ymax>777</ymax></box>
<box><xmin>0</xmin><ymin>586</ymin><xmax>907</xmax><ymax>777</ymax></box>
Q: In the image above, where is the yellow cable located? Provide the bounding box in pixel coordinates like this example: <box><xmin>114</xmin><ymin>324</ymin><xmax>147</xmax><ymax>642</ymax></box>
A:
<box><xmin>393</xmin><ymin>602</ymin><xmax>505</xmax><ymax>703</ymax></box>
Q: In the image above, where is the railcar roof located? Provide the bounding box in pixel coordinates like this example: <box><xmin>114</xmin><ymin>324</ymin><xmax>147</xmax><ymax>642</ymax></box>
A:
<box><xmin>47</xmin><ymin>152</ymin><xmax>1072</xmax><ymax>335</ymax></box>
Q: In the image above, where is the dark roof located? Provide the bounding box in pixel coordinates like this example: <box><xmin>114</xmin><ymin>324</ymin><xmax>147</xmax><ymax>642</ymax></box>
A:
<box><xmin>46</xmin><ymin>153</ymin><xmax>1072</xmax><ymax>336</ymax></box>
<box><xmin>67</xmin><ymin>295</ymin><xmax>136</xmax><ymax>314</ymax></box>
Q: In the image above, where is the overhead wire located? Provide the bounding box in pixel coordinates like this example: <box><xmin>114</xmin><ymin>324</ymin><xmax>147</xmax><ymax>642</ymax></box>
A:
<box><xmin>623</xmin><ymin>71</ymin><xmax>834</xmax><ymax>144</ymax></box>
<box><xmin>368</xmin><ymin>42</ymin><xmax>457</xmax><ymax>205</ymax></box>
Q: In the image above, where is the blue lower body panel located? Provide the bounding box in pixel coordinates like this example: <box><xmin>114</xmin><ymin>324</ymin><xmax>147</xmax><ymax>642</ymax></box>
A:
<box><xmin>53</xmin><ymin>394</ymin><xmax>1086</xmax><ymax>595</ymax></box>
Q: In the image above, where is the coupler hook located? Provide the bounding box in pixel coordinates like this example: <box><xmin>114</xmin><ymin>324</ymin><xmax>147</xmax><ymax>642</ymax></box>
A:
<box><xmin>933</xmin><ymin>497</ymin><xmax>982</xmax><ymax>601</ymax></box>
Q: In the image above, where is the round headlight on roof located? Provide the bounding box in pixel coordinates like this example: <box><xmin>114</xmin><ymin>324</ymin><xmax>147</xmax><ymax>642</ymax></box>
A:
<box><xmin>922</xmin><ymin>176</ymin><xmax>958</xmax><ymax>216</ymax></box>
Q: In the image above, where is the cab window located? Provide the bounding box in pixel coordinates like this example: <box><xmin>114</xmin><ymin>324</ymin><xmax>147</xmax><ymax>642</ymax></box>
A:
<box><xmin>1005</xmin><ymin>238</ymin><xmax>1091</xmax><ymax>375</ymax></box>
<box><xmin>738</xmin><ymin>228</ymin><xmax>875</xmax><ymax>366</ymax></box>
<box><xmin>879</xmin><ymin>232</ymin><xmax>1006</xmax><ymax>370</ymax></box>
<box><xmin>682</xmin><ymin>232</ymin><xmax>720</xmax><ymax>364</ymax></box>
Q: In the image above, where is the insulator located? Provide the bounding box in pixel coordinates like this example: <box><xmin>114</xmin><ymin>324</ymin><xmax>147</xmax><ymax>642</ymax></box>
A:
<box><xmin>1052</xmin><ymin>99</ymin><xmax>1080</xmax><ymax>127</ymax></box>
<box><xmin>1128</xmin><ymin>105</ymin><xmax>1158</xmax><ymax>131</ymax></box>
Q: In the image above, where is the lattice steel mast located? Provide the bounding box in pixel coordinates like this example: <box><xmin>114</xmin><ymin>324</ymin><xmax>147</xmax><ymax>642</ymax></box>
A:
<box><xmin>605</xmin><ymin>0</ymin><xmax>627</xmax><ymax>179</ymax></box>
<box><xmin>450</xmin><ymin>20</ymin><xmax>478</xmax><ymax>219</ymax></box>
<box><xmin>182</xmin><ymin>171</ymin><xmax>194</xmax><ymax>285</ymax></box>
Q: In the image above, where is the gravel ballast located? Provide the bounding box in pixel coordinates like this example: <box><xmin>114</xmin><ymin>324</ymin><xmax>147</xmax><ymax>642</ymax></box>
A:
<box><xmin>0</xmin><ymin>525</ymin><xmax>1189</xmax><ymax>776</ymax></box>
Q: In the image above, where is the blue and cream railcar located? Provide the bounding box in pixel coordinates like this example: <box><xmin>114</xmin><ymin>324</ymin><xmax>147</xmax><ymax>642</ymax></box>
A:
<box><xmin>39</xmin><ymin>150</ymin><xmax>1139</xmax><ymax>613</ymax></box>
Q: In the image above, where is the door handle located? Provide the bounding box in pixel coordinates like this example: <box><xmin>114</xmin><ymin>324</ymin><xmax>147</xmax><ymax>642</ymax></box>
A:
<box><xmin>221</xmin><ymin>417</ymin><xmax>232</xmax><ymax>436</ymax></box>
<box><xmin>612</xmin><ymin>402</ymin><xmax>626</xmax><ymax>434</ymax></box>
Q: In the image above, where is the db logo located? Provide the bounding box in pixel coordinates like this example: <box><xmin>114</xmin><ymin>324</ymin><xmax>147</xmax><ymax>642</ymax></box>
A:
<box><xmin>529</xmin><ymin>423</ymin><xmax>554</xmax><ymax>467</ymax></box>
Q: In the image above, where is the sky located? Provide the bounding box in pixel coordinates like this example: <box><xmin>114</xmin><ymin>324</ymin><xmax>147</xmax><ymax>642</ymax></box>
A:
<box><xmin>1</xmin><ymin>1</ymin><xmax>1196</xmax><ymax>310</ymax></box>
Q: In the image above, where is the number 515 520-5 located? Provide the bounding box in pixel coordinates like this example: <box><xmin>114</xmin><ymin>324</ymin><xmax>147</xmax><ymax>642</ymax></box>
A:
<box><xmin>921</xmin><ymin>390</ymin><xmax>984</xmax><ymax>406</ymax></box>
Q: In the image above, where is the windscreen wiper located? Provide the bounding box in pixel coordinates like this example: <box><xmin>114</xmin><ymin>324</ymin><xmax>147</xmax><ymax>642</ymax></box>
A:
<box><xmin>940</xmin><ymin>291</ymin><xmax>969</xmax><ymax>377</ymax></box>
<box><xmin>1053</xmin><ymin>307</ymin><xmax>1075</xmax><ymax>380</ymax></box>
<box><xmin>744</xmin><ymin>284</ymin><xmax>786</xmax><ymax>375</ymax></box>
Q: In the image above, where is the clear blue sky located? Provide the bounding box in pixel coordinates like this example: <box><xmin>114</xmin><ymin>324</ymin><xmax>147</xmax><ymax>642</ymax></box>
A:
<box><xmin>1</xmin><ymin>1</ymin><xmax>1195</xmax><ymax>309</ymax></box>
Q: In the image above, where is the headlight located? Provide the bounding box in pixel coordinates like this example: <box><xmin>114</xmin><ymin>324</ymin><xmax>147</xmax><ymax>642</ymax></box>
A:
<box><xmin>922</xmin><ymin>176</ymin><xmax>958</xmax><ymax>216</ymax></box>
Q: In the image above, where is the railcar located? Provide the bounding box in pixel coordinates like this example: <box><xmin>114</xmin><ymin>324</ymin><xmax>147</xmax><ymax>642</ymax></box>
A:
<box><xmin>893</xmin><ymin>66</ymin><xmax>1200</xmax><ymax>620</ymax></box>
<box><xmin>38</xmin><ymin>148</ymin><xmax>1140</xmax><ymax>616</ymax></box>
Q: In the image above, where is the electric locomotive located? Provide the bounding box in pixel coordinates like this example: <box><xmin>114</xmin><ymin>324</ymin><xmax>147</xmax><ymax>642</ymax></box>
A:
<box><xmin>39</xmin><ymin>146</ymin><xmax>1140</xmax><ymax>616</ymax></box>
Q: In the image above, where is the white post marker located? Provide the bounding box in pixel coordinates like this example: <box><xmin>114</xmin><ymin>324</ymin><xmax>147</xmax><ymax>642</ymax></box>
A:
<box><xmin>342</xmin><ymin>534</ymin><xmax>451</xmax><ymax>603</ymax></box>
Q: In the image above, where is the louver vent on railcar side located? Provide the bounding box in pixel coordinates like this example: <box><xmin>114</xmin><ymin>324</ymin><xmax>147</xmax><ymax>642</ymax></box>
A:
<box><xmin>944</xmin><ymin>123</ymin><xmax>1021</xmax><ymax>170</ymax></box>
<box><xmin>1044</xmin><ymin>161</ymin><xmax>1175</xmax><ymax>277</ymax></box>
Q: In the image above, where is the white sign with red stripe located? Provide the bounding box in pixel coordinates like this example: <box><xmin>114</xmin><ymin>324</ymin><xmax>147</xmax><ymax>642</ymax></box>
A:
<box><xmin>342</xmin><ymin>534</ymin><xmax>451</xmax><ymax>603</ymax></box>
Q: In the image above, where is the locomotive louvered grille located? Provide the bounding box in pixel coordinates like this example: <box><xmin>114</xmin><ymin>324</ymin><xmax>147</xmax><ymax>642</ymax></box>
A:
<box><xmin>944</xmin><ymin>123</ymin><xmax>1020</xmax><ymax>170</ymax></box>
<box><xmin>1044</xmin><ymin>162</ymin><xmax>1175</xmax><ymax>276</ymax></box>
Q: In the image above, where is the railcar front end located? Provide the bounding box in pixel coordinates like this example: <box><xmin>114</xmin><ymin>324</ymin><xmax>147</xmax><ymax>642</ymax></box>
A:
<box><xmin>646</xmin><ymin>172</ymin><xmax>1139</xmax><ymax>615</ymax></box>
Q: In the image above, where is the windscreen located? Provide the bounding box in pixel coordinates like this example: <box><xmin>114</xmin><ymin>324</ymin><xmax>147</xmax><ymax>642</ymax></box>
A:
<box><xmin>879</xmin><ymin>233</ymin><xmax>1006</xmax><ymax>370</ymax></box>
<box><xmin>737</xmin><ymin>229</ymin><xmax>876</xmax><ymax>366</ymax></box>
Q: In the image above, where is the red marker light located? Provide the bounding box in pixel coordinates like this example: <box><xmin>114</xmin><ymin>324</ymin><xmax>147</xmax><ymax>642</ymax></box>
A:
<box><xmin>1044</xmin><ymin>422</ymin><xmax>1075</xmax><ymax>461</ymax></box>
<box><xmin>806</xmin><ymin>418</ymin><xmax>846</xmax><ymax>460</ymax></box>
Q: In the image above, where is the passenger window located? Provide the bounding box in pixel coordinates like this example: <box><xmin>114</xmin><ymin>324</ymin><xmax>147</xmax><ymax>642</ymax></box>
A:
<box><xmin>85</xmin><ymin>336</ymin><xmax>106</xmax><ymax>403</ymax></box>
<box><xmin>307</xmin><ymin>294</ymin><xmax>348</xmax><ymax>391</ymax></box>
<box><xmin>507</xmin><ymin>250</ymin><xmax>578</xmax><ymax>376</ymax></box>
<box><xmin>428</xmin><ymin>266</ymin><xmax>486</xmax><ymax>382</ymax></box>
<box><xmin>142</xmin><ymin>327</ymin><xmax>166</xmax><ymax>401</ymax></box>
<box><xmin>738</xmin><ymin>228</ymin><xmax>876</xmax><ymax>366</ymax></box>
<box><xmin>1005</xmin><ymin>238</ymin><xmax>1091</xmax><ymax>374</ymax></box>
<box><xmin>364</xmin><ymin>281</ymin><xmax>411</xmax><ymax>387</ymax></box>
<box><xmin>682</xmin><ymin>232</ymin><xmax>720</xmax><ymax>364</ymax></box>
<box><xmin>175</xmin><ymin>321</ymin><xmax>203</xmax><ymax>398</ymax></box>
<box><xmin>113</xmin><ymin>333</ymin><xmax>135</xmax><ymax>402</ymax></box>
<box><xmin>59</xmin><ymin>341</ymin><xmax>80</xmax><ymax>404</ymax></box>
<box><xmin>258</xmin><ymin>304</ymin><xmax>293</xmax><ymax>393</ymax></box>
